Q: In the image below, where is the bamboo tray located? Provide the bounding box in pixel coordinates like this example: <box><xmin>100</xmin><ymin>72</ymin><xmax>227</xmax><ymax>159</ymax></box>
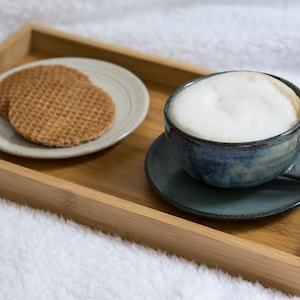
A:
<box><xmin>0</xmin><ymin>24</ymin><xmax>299</xmax><ymax>296</ymax></box>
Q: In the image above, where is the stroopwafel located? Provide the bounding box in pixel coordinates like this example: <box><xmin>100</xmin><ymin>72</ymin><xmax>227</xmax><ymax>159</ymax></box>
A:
<box><xmin>0</xmin><ymin>64</ymin><xmax>92</xmax><ymax>119</ymax></box>
<box><xmin>5</xmin><ymin>65</ymin><xmax>115</xmax><ymax>147</ymax></box>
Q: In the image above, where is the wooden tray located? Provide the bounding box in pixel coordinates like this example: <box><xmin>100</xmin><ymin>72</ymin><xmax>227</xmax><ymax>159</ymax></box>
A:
<box><xmin>0</xmin><ymin>24</ymin><xmax>299</xmax><ymax>296</ymax></box>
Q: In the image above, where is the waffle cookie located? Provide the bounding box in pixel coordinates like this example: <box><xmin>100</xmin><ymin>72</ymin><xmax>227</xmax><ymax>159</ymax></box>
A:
<box><xmin>0</xmin><ymin>65</ymin><xmax>92</xmax><ymax>119</ymax></box>
<box><xmin>5</xmin><ymin>65</ymin><xmax>115</xmax><ymax>147</ymax></box>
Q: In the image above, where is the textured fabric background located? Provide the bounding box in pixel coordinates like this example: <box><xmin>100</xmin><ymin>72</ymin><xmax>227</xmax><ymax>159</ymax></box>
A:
<box><xmin>0</xmin><ymin>1</ymin><xmax>299</xmax><ymax>299</ymax></box>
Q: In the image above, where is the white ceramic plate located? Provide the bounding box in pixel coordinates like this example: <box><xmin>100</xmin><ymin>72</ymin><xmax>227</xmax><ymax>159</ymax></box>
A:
<box><xmin>0</xmin><ymin>57</ymin><xmax>149</xmax><ymax>159</ymax></box>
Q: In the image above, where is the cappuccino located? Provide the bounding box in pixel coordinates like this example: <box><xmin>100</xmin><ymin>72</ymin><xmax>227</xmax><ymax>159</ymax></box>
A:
<box><xmin>169</xmin><ymin>71</ymin><xmax>300</xmax><ymax>143</ymax></box>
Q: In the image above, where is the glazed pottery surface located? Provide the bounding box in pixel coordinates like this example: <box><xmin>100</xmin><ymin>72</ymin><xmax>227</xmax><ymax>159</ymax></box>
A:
<box><xmin>164</xmin><ymin>72</ymin><xmax>300</xmax><ymax>189</ymax></box>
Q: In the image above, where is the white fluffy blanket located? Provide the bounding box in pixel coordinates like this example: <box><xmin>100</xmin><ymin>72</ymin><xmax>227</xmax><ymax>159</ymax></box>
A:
<box><xmin>0</xmin><ymin>1</ymin><xmax>299</xmax><ymax>299</ymax></box>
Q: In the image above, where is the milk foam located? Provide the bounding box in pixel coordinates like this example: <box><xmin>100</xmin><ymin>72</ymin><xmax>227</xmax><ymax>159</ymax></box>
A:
<box><xmin>169</xmin><ymin>71</ymin><xmax>300</xmax><ymax>143</ymax></box>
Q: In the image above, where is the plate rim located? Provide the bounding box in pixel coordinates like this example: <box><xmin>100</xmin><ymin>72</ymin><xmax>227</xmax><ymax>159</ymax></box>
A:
<box><xmin>0</xmin><ymin>57</ymin><xmax>149</xmax><ymax>159</ymax></box>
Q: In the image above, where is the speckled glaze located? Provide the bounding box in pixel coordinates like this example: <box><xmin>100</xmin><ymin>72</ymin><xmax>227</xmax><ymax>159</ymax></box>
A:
<box><xmin>164</xmin><ymin>72</ymin><xmax>300</xmax><ymax>189</ymax></box>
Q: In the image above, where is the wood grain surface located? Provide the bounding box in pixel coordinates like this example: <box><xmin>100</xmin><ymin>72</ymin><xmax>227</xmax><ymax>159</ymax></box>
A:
<box><xmin>0</xmin><ymin>24</ymin><xmax>299</xmax><ymax>295</ymax></box>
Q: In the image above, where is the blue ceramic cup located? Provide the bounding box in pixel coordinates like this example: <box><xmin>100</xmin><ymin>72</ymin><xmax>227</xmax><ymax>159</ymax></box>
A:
<box><xmin>164</xmin><ymin>71</ymin><xmax>300</xmax><ymax>189</ymax></box>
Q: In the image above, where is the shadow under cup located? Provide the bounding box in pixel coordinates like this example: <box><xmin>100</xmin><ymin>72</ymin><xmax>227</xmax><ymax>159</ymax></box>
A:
<box><xmin>164</xmin><ymin>72</ymin><xmax>300</xmax><ymax>189</ymax></box>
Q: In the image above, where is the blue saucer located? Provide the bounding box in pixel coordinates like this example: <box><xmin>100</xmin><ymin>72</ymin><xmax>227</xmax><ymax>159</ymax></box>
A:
<box><xmin>144</xmin><ymin>134</ymin><xmax>300</xmax><ymax>220</ymax></box>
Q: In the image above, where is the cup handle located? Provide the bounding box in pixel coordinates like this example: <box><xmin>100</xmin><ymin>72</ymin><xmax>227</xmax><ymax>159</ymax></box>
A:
<box><xmin>283</xmin><ymin>134</ymin><xmax>300</xmax><ymax>180</ymax></box>
<box><xmin>282</xmin><ymin>163</ymin><xmax>300</xmax><ymax>180</ymax></box>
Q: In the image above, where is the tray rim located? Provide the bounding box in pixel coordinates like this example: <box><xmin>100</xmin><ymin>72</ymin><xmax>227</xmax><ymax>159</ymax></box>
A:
<box><xmin>0</xmin><ymin>23</ymin><xmax>212</xmax><ymax>85</ymax></box>
<box><xmin>0</xmin><ymin>24</ymin><xmax>299</xmax><ymax>296</ymax></box>
<box><xmin>0</xmin><ymin>158</ymin><xmax>299</xmax><ymax>293</ymax></box>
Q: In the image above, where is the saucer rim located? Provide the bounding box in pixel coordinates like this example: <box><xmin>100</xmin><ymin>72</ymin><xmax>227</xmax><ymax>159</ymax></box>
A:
<box><xmin>144</xmin><ymin>133</ymin><xmax>300</xmax><ymax>221</ymax></box>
